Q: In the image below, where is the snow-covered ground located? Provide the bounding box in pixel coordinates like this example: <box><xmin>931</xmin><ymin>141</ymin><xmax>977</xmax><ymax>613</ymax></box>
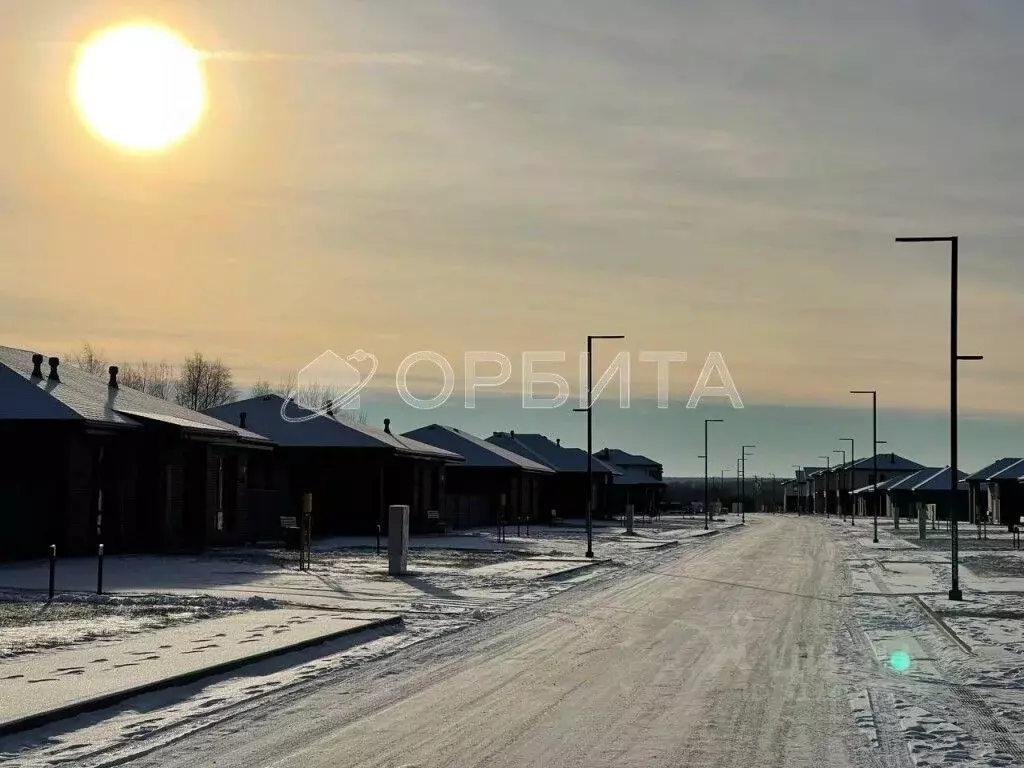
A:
<box><xmin>830</xmin><ymin>517</ymin><xmax>1024</xmax><ymax>766</ymax></box>
<box><xmin>0</xmin><ymin>516</ymin><xmax>736</xmax><ymax>767</ymax></box>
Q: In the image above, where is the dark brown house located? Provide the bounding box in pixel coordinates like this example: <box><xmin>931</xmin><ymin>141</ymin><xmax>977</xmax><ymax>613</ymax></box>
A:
<box><xmin>205</xmin><ymin>396</ymin><xmax>463</xmax><ymax>537</ymax></box>
<box><xmin>0</xmin><ymin>346</ymin><xmax>273</xmax><ymax>560</ymax></box>
<box><xmin>485</xmin><ymin>432</ymin><xmax>619</xmax><ymax>522</ymax></box>
<box><xmin>402</xmin><ymin>424</ymin><xmax>554</xmax><ymax>528</ymax></box>
<box><xmin>593</xmin><ymin>448</ymin><xmax>665</xmax><ymax>518</ymax></box>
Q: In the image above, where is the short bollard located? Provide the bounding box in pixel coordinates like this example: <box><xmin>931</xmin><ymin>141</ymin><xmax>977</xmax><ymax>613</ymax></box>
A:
<box><xmin>376</xmin><ymin>524</ymin><xmax>381</xmax><ymax>556</ymax></box>
<box><xmin>97</xmin><ymin>543</ymin><xmax>104</xmax><ymax>595</ymax></box>
<box><xmin>48</xmin><ymin>544</ymin><xmax>56</xmax><ymax>601</ymax></box>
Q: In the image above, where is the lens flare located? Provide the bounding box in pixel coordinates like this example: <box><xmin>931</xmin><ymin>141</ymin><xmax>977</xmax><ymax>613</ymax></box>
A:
<box><xmin>889</xmin><ymin>650</ymin><xmax>911</xmax><ymax>672</ymax></box>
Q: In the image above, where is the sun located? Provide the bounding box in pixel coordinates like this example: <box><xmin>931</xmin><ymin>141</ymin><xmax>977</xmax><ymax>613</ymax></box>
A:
<box><xmin>71</xmin><ymin>22</ymin><xmax>207</xmax><ymax>153</ymax></box>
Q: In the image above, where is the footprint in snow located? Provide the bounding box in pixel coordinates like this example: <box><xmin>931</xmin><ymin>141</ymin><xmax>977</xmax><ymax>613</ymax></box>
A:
<box><xmin>159</xmin><ymin>644</ymin><xmax>173</xmax><ymax>649</ymax></box>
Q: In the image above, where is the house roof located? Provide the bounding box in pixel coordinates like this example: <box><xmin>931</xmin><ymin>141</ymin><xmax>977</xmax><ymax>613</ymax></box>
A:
<box><xmin>486</xmin><ymin>432</ymin><xmax>619</xmax><ymax>474</ymax></box>
<box><xmin>851</xmin><ymin>476</ymin><xmax>900</xmax><ymax>494</ymax></box>
<box><xmin>610</xmin><ymin>466</ymin><xmax>665</xmax><ymax>487</ymax></box>
<box><xmin>401</xmin><ymin>425</ymin><xmax>552</xmax><ymax>473</ymax></box>
<box><xmin>205</xmin><ymin>395</ymin><xmax>461</xmax><ymax>460</ymax></box>
<box><xmin>0</xmin><ymin>346</ymin><xmax>268</xmax><ymax>443</ymax></box>
<box><xmin>907</xmin><ymin>467</ymin><xmax>967</xmax><ymax>492</ymax></box>
<box><xmin>965</xmin><ymin>457</ymin><xmax>1024</xmax><ymax>482</ymax></box>
<box><xmin>594</xmin><ymin>448</ymin><xmax>662</xmax><ymax>468</ymax></box>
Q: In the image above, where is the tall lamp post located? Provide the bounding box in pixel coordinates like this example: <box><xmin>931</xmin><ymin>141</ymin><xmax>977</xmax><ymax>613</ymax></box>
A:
<box><xmin>574</xmin><ymin>334</ymin><xmax>625</xmax><ymax>558</ymax></box>
<box><xmin>818</xmin><ymin>455</ymin><xmax>831</xmax><ymax>518</ymax></box>
<box><xmin>896</xmin><ymin>235</ymin><xmax>983</xmax><ymax>601</ymax></box>
<box><xmin>741</xmin><ymin>445</ymin><xmax>755</xmax><ymax>524</ymax></box>
<box><xmin>792</xmin><ymin>464</ymin><xmax>802</xmax><ymax>515</ymax></box>
<box><xmin>840</xmin><ymin>437</ymin><xmax>855</xmax><ymax>523</ymax></box>
<box><xmin>833</xmin><ymin>448</ymin><xmax>846</xmax><ymax>520</ymax></box>
<box><xmin>704</xmin><ymin>419</ymin><xmax>724</xmax><ymax>531</ymax></box>
<box><xmin>850</xmin><ymin>390</ymin><xmax>879</xmax><ymax>543</ymax></box>
<box><xmin>769</xmin><ymin>473</ymin><xmax>777</xmax><ymax>513</ymax></box>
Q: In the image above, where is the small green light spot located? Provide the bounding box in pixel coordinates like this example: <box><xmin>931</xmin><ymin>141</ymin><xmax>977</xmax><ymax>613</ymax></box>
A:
<box><xmin>890</xmin><ymin>650</ymin><xmax>911</xmax><ymax>672</ymax></box>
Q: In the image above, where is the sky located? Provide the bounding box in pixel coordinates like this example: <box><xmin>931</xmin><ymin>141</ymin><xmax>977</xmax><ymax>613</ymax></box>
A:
<box><xmin>2</xmin><ymin>0</ymin><xmax>1023</xmax><ymax>475</ymax></box>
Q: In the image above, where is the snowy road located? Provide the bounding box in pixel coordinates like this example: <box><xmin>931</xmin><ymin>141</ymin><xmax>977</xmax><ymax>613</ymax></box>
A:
<box><xmin>125</xmin><ymin>518</ymin><xmax>860</xmax><ymax>768</ymax></box>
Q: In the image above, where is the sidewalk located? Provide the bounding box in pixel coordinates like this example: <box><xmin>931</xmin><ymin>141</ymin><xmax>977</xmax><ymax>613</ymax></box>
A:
<box><xmin>0</xmin><ymin>608</ymin><xmax>399</xmax><ymax>736</ymax></box>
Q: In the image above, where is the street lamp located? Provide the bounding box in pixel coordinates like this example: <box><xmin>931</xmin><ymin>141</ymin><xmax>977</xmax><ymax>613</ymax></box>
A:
<box><xmin>704</xmin><ymin>419</ymin><xmax>724</xmax><ymax>531</ymax></box>
<box><xmin>573</xmin><ymin>334</ymin><xmax>626</xmax><ymax>559</ymax></box>
<box><xmin>792</xmin><ymin>464</ymin><xmax>802</xmax><ymax>515</ymax></box>
<box><xmin>740</xmin><ymin>445</ymin><xmax>755</xmax><ymax>523</ymax></box>
<box><xmin>833</xmin><ymin>448</ymin><xmax>846</xmax><ymax>520</ymax></box>
<box><xmin>850</xmin><ymin>390</ymin><xmax>879</xmax><ymax>543</ymax></box>
<box><xmin>769</xmin><ymin>473</ymin><xmax>777</xmax><ymax>513</ymax></box>
<box><xmin>840</xmin><ymin>437</ymin><xmax>855</xmax><ymax>523</ymax></box>
<box><xmin>818</xmin><ymin>455</ymin><xmax>831</xmax><ymax>518</ymax></box>
<box><xmin>895</xmin><ymin>235</ymin><xmax>983</xmax><ymax>601</ymax></box>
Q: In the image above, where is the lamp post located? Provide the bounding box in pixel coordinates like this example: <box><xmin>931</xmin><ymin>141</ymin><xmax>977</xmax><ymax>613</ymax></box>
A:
<box><xmin>704</xmin><ymin>419</ymin><xmax>724</xmax><ymax>531</ymax></box>
<box><xmin>840</xmin><ymin>437</ymin><xmax>855</xmax><ymax>523</ymax></box>
<box><xmin>833</xmin><ymin>448</ymin><xmax>846</xmax><ymax>520</ymax></box>
<box><xmin>895</xmin><ymin>235</ymin><xmax>983</xmax><ymax>601</ymax></box>
<box><xmin>850</xmin><ymin>390</ymin><xmax>879</xmax><ymax>543</ymax></box>
<box><xmin>740</xmin><ymin>445</ymin><xmax>755</xmax><ymax>523</ymax></box>
<box><xmin>818</xmin><ymin>455</ymin><xmax>831</xmax><ymax>518</ymax></box>
<box><xmin>573</xmin><ymin>334</ymin><xmax>626</xmax><ymax>558</ymax></box>
<box><xmin>769</xmin><ymin>473</ymin><xmax>777</xmax><ymax>513</ymax></box>
<box><xmin>791</xmin><ymin>464</ymin><xmax>802</xmax><ymax>515</ymax></box>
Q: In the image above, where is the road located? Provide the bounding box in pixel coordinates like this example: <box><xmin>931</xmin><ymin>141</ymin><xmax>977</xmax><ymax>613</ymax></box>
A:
<box><xmin>128</xmin><ymin>517</ymin><xmax>861</xmax><ymax>768</ymax></box>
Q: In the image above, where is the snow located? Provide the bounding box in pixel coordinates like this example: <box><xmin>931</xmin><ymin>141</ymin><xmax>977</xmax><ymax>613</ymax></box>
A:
<box><xmin>0</xmin><ymin>517</ymin><xmax>739</xmax><ymax>766</ymax></box>
<box><xmin>830</xmin><ymin>517</ymin><xmax>1024</xmax><ymax>766</ymax></box>
<box><xmin>0</xmin><ymin>609</ymin><xmax>392</xmax><ymax>733</ymax></box>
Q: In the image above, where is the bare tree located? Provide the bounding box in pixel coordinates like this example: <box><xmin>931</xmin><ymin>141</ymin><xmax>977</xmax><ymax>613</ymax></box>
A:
<box><xmin>174</xmin><ymin>352</ymin><xmax>236</xmax><ymax>411</ymax></box>
<box><xmin>120</xmin><ymin>360</ymin><xmax>175</xmax><ymax>399</ymax></box>
<box><xmin>249</xmin><ymin>379</ymin><xmax>275</xmax><ymax>398</ymax></box>
<box><xmin>277</xmin><ymin>375</ymin><xmax>367</xmax><ymax>423</ymax></box>
<box><xmin>66</xmin><ymin>342</ymin><xmax>108</xmax><ymax>376</ymax></box>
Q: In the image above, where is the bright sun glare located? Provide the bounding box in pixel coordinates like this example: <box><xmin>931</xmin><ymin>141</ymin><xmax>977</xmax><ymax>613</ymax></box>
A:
<box><xmin>71</xmin><ymin>22</ymin><xmax>207</xmax><ymax>153</ymax></box>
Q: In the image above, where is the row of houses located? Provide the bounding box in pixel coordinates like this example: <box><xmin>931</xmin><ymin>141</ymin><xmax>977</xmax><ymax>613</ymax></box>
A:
<box><xmin>782</xmin><ymin>453</ymin><xmax>1023</xmax><ymax>530</ymax></box>
<box><xmin>0</xmin><ymin>345</ymin><xmax>665</xmax><ymax>560</ymax></box>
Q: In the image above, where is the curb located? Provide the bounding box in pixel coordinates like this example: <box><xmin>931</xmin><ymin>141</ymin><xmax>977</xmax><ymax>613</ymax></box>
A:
<box><xmin>0</xmin><ymin>615</ymin><xmax>403</xmax><ymax>738</ymax></box>
<box><xmin>541</xmin><ymin>560</ymin><xmax>607</xmax><ymax>580</ymax></box>
<box><xmin>911</xmin><ymin>596</ymin><xmax>974</xmax><ymax>655</ymax></box>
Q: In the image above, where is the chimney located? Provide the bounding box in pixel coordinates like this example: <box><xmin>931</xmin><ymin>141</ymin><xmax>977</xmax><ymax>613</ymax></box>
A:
<box><xmin>510</xmin><ymin>430</ymin><xmax>515</xmax><ymax>439</ymax></box>
<box><xmin>556</xmin><ymin>438</ymin><xmax>561</xmax><ymax>447</ymax></box>
<box><xmin>31</xmin><ymin>354</ymin><xmax>44</xmax><ymax>378</ymax></box>
<box><xmin>239</xmin><ymin>411</ymin><xmax>248</xmax><ymax>429</ymax></box>
<box><xmin>384</xmin><ymin>418</ymin><xmax>392</xmax><ymax>434</ymax></box>
<box><xmin>108</xmin><ymin>365</ymin><xmax>119</xmax><ymax>389</ymax></box>
<box><xmin>323</xmin><ymin>399</ymin><xmax>334</xmax><ymax>417</ymax></box>
<box><xmin>47</xmin><ymin>357</ymin><xmax>60</xmax><ymax>382</ymax></box>
<box><xmin>890</xmin><ymin>452</ymin><xmax>895</xmax><ymax>463</ymax></box>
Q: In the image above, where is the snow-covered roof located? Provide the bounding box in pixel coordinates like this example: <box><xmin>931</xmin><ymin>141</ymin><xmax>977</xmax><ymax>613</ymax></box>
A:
<box><xmin>402</xmin><ymin>425</ymin><xmax>552</xmax><ymax>473</ymax></box>
<box><xmin>594</xmin><ymin>448</ymin><xmax>662</xmax><ymax>468</ymax></box>
<box><xmin>906</xmin><ymin>467</ymin><xmax>967</xmax><ymax>492</ymax></box>
<box><xmin>965</xmin><ymin>457</ymin><xmax>1024</xmax><ymax>482</ymax></box>
<box><xmin>206</xmin><ymin>396</ymin><xmax>461</xmax><ymax>460</ymax></box>
<box><xmin>487</xmin><ymin>433</ymin><xmax>620</xmax><ymax>474</ymax></box>
<box><xmin>0</xmin><ymin>345</ymin><xmax>268</xmax><ymax>443</ymax></box>
<box><xmin>610</xmin><ymin>466</ymin><xmax>665</xmax><ymax>487</ymax></box>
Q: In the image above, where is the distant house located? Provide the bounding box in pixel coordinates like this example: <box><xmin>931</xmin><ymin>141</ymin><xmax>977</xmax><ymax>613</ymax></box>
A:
<box><xmin>486</xmin><ymin>432</ymin><xmax>619</xmax><ymax>522</ymax></box>
<box><xmin>854</xmin><ymin>467</ymin><xmax>968</xmax><ymax>523</ymax></box>
<box><xmin>205</xmin><ymin>396</ymin><xmax>463</xmax><ymax>537</ymax></box>
<box><xmin>890</xmin><ymin>467</ymin><xmax>968</xmax><ymax>523</ymax></box>
<box><xmin>965</xmin><ymin>458</ymin><xmax>1024</xmax><ymax>530</ymax></box>
<box><xmin>814</xmin><ymin>453</ymin><xmax>926</xmax><ymax>516</ymax></box>
<box><xmin>0</xmin><ymin>346</ymin><xmax>272</xmax><ymax>559</ymax></box>
<box><xmin>402</xmin><ymin>425</ymin><xmax>554</xmax><ymax>528</ymax></box>
<box><xmin>782</xmin><ymin>467</ymin><xmax>822</xmax><ymax>513</ymax></box>
<box><xmin>593</xmin><ymin>448</ymin><xmax>665</xmax><ymax>517</ymax></box>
